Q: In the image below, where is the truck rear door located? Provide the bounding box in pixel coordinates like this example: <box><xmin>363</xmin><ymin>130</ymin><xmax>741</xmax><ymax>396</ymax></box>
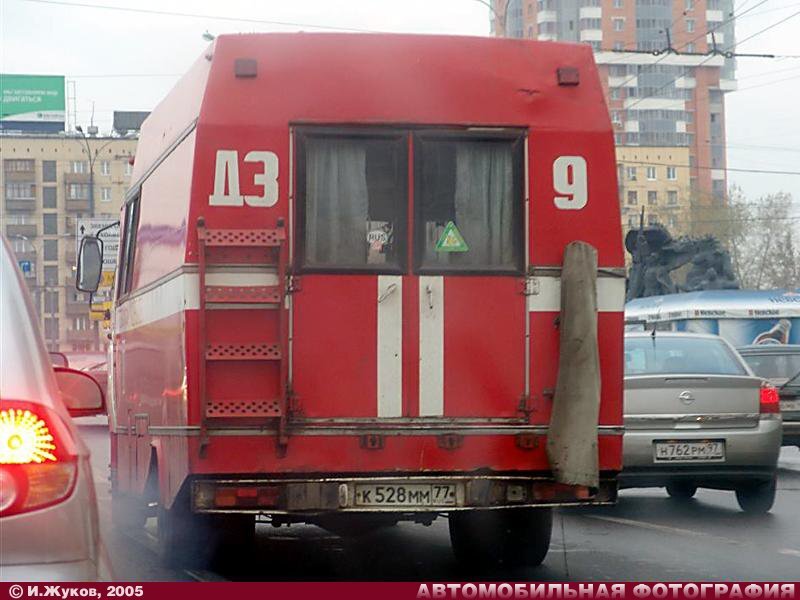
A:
<box><xmin>292</xmin><ymin>127</ymin><xmax>527</xmax><ymax>420</ymax></box>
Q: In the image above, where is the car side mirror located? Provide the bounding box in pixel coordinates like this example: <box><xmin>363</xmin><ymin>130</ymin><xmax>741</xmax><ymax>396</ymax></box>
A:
<box><xmin>53</xmin><ymin>367</ymin><xmax>106</xmax><ymax>418</ymax></box>
<box><xmin>77</xmin><ymin>236</ymin><xmax>103</xmax><ymax>293</ymax></box>
<box><xmin>49</xmin><ymin>351</ymin><xmax>69</xmax><ymax>368</ymax></box>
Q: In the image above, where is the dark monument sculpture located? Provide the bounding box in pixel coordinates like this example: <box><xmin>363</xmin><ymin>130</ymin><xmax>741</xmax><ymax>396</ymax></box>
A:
<box><xmin>626</xmin><ymin>211</ymin><xmax>740</xmax><ymax>301</ymax></box>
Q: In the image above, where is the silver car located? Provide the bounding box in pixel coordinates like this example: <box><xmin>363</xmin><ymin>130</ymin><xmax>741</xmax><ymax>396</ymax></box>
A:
<box><xmin>0</xmin><ymin>236</ymin><xmax>111</xmax><ymax>580</ymax></box>
<box><xmin>621</xmin><ymin>332</ymin><xmax>781</xmax><ymax>513</ymax></box>
<box><xmin>737</xmin><ymin>345</ymin><xmax>800</xmax><ymax>448</ymax></box>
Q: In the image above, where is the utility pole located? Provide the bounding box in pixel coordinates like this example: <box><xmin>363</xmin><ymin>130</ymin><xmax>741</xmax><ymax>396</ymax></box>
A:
<box><xmin>74</xmin><ymin>126</ymin><xmax>113</xmax><ymax>218</ymax></box>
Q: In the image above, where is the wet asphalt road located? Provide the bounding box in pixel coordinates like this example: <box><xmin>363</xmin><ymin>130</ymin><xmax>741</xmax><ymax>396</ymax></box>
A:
<box><xmin>77</xmin><ymin>423</ymin><xmax>800</xmax><ymax>582</ymax></box>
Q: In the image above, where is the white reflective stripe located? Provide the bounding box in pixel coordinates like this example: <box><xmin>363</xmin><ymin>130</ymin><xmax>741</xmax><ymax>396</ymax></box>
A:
<box><xmin>115</xmin><ymin>270</ymin><xmax>279</xmax><ymax>333</ymax></box>
<box><xmin>419</xmin><ymin>275</ymin><xmax>444</xmax><ymax>417</ymax></box>
<box><xmin>526</xmin><ymin>275</ymin><xmax>626</xmax><ymax>313</ymax></box>
<box><xmin>377</xmin><ymin>275</ymin><xmax>403</xmax><ymax>418</ymax></box>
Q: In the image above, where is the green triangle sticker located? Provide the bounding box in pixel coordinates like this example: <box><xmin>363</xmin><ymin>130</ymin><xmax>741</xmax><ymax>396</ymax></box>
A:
<box><xmin>435</xmin><ymin>221</ymin><xmax>469</xmax><ymax>253</ymax></box>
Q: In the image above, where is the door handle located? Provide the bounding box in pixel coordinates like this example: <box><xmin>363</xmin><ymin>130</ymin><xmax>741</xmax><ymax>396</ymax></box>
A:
<box><xmin>426</xmin><ymin>284</ymin><xmax>434</xmax><ymax>310</ymax></box>
<box><xmin>378</xmin><ymin>283</ymin><xmax>397</xmax><ymax>303</ymax></box>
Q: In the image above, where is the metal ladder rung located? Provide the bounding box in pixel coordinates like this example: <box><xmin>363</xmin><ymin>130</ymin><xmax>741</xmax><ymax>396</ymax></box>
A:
<box><xmin>205</xmin><ymin>285</ymin><xmax>282</xmax><ymax>304</ymax></box>
<box><xmin>200</xmin><ymin>228</ymin><xmax>285</xmax><ymax>248</ymax></box>
<box><xmin>206</xmin><ymin>399</ymin><xmax>282</xmax><ymax>419</ymax></box>
<box><xmin>206</xmin><ymin>343</ymin><xmax>281</xmax><ymax>361</ymax></box>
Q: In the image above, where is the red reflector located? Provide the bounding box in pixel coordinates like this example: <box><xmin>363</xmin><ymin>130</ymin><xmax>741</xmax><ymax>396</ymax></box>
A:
<box><xmin>213</xmin><ymin>485</ymin><xmax>280</xmax><ymax>508</ymax></box>
<box><xmin>533</xmin><ymin>482</ymin><xmax>593</xmax><ymax>501</ymax></box>
<box><xmin>215</xmin><ymin>489</ymin><xmax>237</xmax><ymax>507</ymax></box>
<box><xmin>257</xmin><ymin>486</ymin><xmax>280</xmax><ymax>506</ymax></box>
<box><xmin>557</xmin><ymin>67</ymin><xmax>580</xmax><ymax>86</ymax></box>
<box><xmin>759</xmin><ymin>384</ymin><xmax>780</xmax><ymax>414</ymax></box>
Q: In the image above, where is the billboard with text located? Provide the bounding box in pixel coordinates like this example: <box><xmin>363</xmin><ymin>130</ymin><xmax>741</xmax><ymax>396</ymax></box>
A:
<box><xmin>0</xmin><ymin>74</ymin><xmax>65</xmax><ymax>133</ymax></box>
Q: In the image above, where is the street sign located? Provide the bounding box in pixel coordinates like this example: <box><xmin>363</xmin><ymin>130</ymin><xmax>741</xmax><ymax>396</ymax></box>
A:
<box><xmin>100</xmin><ymin>271</ymin><xmax>115</xmax><ymax>287</ymax></box>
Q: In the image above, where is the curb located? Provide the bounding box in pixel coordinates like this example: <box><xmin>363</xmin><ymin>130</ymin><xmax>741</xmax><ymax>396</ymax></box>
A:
<box><xmin>778</xmin><ymin>461</ymin><xmax>800</xmax><ymax>473</ymax></box>
<box><xmin>778</xmin><ymin>448</ymin><xmax>800</xmax><ymax>473</ymax></box>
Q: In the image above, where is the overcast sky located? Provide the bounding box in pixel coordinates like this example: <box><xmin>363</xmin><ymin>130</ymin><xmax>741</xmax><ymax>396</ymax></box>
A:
<box><xmin>2</xmin><ymin>0</ymin><xmax>799</xmax><ymax>209</ymax></box>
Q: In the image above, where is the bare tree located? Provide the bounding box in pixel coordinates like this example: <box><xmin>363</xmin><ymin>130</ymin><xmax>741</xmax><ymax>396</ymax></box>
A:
<box><xmin>705</xmin><ymin>188</ymin><xmax>799</xmax><ymax>290</ymax></box>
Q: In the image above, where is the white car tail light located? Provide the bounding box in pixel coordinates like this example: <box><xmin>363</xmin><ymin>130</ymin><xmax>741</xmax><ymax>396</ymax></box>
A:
<box><xmin>759</xmin><ymin>383</ymin><xmax>780</xmax><ymax>415</ymax></box>
<box><xmin>0</xmin><ymin>403</ymin><xmax>77</xmax><ymax>516</ymax></box>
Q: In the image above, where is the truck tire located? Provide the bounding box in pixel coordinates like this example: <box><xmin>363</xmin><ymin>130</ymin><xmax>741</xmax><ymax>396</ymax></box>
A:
<box><xmin>156</xmin><ymin>502</ymin><xmax>214</xmax><ymax>568</ymax></box>
<box><xmin>666</xmin><ymin>483</ymin><xmax>697</xmax><ymax>500</ymax></box>
<box><xmin>735</xmin><ymin>476</ymin><xmax>776</xmax><ymax>514</ymax></box>
<box><xmin>449</xmin><ymin>508</ymin><xmax>552</xmax><ymax>568</ymax></box>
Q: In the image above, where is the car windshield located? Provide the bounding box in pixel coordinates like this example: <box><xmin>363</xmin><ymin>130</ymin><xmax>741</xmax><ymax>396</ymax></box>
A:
<box><xmin>740</xmin><ymin>352</ymin><xmax>800</xmax><ymax>385</ymax></box>
<box><xmin>625</xmin><ymin>336</ymin><xmax>747</xmax><ymax>376</ymax></box>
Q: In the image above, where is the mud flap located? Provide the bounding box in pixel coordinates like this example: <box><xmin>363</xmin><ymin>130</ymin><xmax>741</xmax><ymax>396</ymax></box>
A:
<box><xmin>546</xmin><ymin>241</ymin><xmax>601</xmax><ymax>489</ymax></box>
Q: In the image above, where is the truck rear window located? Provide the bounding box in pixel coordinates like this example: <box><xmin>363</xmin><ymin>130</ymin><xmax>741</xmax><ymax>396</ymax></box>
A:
<box><xmin>625</xmin><ymin>337</ymin><xmax>747</xmax><ymax>377</ymax></box>
<box><xmin>296</xmin><ymin>127</ymin><xmax>523</xmax><ymax>275</ymax></box>
<box><xmin>414</xmin><ymin>134</ymin><xmax>523</xmax><ymax>274</ymax></box>
<box><xmin>297</xmin><ymin>132</ymin><xmax>407</xmax><ymax>272</ymax></box>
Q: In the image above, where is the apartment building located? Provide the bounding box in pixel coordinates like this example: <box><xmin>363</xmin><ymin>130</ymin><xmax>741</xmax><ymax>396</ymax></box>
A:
<box><xmin>0</xmin><ymin>134</ymin><xmax>137</xmax><ymax>352</ymax></box>
<box><xmin>492</xmin><ymin>0</ymin><xmax>735</xmax><ymax>237</ymax></box>
<box><xmin>616</xmin><ymin>146</ymin><xmax>692</xmax><ymax>233</ymax></box>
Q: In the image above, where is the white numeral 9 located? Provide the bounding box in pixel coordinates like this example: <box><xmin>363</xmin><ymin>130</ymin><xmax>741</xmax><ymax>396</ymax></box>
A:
<box><xmin>553</xmin><ymin>156</ymin><xmax>588</xmax><ymax>210</ymax></box>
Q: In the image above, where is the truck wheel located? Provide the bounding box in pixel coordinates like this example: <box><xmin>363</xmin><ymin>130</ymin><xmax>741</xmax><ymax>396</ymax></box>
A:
<box><xmin>666</xmin><ymin>483</ymin><xmax>697</xmax><ymax>500</ymax></box>
<box><xmin>156</xmin><ymin>502</ymin><xmax>214</xmax><ymax>568</ymax></box>
<box><xmin>449</xmin><ymin>508</ymin><xmax>552</xmax><ymax>568</ymax></box>
<box><xmin>735</xmin><ymin>477</ymin><xmax>776</xmax><ymax>514</ymax></box>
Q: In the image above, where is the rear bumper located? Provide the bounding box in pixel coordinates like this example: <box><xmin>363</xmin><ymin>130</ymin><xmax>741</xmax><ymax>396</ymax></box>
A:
<box><xmin>621</xmin><ymin>417</ymin><xmax>781</xmax><ymax>489</ymax></box>
<box><xmin>191</xmin><ymin>474</ymin><xmax>619</xmax><ymax>514</ymax></box>
<box><xmin>619</xmin><ymin>466</ymin><xmax>776</xmax><ymax>489</ymax></box>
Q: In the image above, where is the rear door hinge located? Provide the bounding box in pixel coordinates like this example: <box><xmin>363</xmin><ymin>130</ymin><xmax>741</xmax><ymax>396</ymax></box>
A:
<box><xmin>517</xmin><ymin>394</ymin><xmax>533</xmax><ymax>420</ymax></box>
<box><xmin>437</xmin><ymin>433</ymin><xmax>463</xmax><ymax>450</ymax></box>
<box><xmin>360</xmin><ymin>434</ymin><xmax>384</xmax><ymax>450</ymax></box>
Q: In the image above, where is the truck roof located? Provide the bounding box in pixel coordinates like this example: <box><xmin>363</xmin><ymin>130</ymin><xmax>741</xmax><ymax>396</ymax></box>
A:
<box><xmin>132</xmin><ymin>33</ymin><xmax>611</xmax><ymax>183</ymax></box>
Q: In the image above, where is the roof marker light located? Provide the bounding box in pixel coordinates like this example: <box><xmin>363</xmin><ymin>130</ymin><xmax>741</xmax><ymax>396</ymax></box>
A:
<box><xmin>557</xmin><ymin>67</ymin><xmax>580</xmax><ymax>86</ymax></box>
<box><xmin>235</xmin><ymin>58</ymin><xmax>258</xmax><ymax>78</ymax></box>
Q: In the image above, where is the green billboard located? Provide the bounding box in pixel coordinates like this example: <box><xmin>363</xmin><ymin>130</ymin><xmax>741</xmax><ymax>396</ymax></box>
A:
<box><xmin>0</xmin><ymin>74</ymin><xmax>65</xmax><ymax>132</ymax></box>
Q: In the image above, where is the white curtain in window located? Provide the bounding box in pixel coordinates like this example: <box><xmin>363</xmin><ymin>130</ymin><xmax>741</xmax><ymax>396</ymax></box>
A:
<box><xmin>305</xmin><ymin>139</ymin><xmax>369</xmax><ymax>266</ymax></box>
<box><xmin>422</xmin><ymin>142</ymin><xmax>514</xmax><ymax>269</ymax></box>
<box><xmin>452</xmin><ymin>142</ymin><xmax>514</xmax><ymax>267</ymax></box>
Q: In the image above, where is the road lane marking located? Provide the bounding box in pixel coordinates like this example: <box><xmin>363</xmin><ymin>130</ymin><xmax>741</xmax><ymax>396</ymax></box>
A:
<box><xmin>582</xmin><ymin>515</ymin><xmax>742</xmax><ymax>546</ymax></box>
<box><xmin>778</xmin><ymin>548</ymin><xmax>800</xmax><ymax>558</ymax></box>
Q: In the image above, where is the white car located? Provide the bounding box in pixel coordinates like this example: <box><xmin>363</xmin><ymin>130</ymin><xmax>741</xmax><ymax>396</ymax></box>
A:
<box><xmin>0</xmin><ymin>236</ymin><xmax>111</xmax><ymax>580</ymax></box>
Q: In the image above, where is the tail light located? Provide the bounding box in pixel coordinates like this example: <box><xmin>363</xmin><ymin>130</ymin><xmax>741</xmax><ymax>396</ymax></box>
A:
<box><xmin>0</xmin><ymin>402</ymin><xmax>78</xmax><ymax>517</ymax></box>
<box><xmin>759</xmin><ymin>383</ymin><xmax>780</xmax><ymax>415</ymax></box>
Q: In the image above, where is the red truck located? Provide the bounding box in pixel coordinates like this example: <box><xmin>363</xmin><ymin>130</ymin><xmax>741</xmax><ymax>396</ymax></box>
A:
<box><xmin>77</xmin><ymin>33</ymin><xmax>625</xmax><ymax>568</ymax></box>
